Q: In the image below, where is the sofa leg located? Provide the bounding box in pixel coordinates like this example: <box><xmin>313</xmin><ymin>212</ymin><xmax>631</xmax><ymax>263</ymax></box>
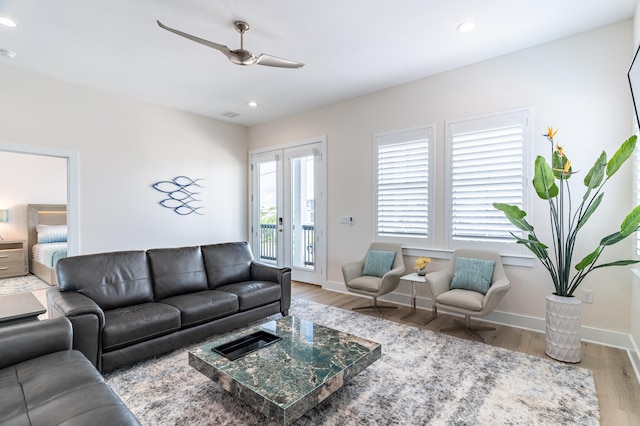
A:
<box><xmin>281</xmin><ymin>310</ymin><xmax>289</xmax><ymax>316</ymax></box>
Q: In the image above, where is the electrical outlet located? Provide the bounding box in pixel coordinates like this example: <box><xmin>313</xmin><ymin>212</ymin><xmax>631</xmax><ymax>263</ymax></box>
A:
<box><xmin>582</xmin><ymin>289</ymin><xmax>593</xmax><ymax>304</ymax></box>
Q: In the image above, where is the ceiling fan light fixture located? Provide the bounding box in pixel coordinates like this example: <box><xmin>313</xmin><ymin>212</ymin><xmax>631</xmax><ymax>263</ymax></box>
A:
<box><xmin>0</xmin><ymin>49</ymin><xmax>16</xmax><ymax>59</ymax></box>
<box><xmin>457</xmin><ymin>21</ymin><xmax>476</xmax><ymax>33</ymax></box>
<box><xmin>0</xmin><ymin>16</ymin><xmax>18</xmax><ymax>28</ymax></box>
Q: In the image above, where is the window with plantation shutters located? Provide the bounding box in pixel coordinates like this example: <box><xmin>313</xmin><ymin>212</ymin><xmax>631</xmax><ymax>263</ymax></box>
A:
<box><xmin>446</xmin><ymin>108</ymin><xmax>531</xmax><ymax>252</ymax></box>
<box><xmin>374</xmin><ymin>126</ymin><xmax>434</xmax><ymax>245</ymax></box>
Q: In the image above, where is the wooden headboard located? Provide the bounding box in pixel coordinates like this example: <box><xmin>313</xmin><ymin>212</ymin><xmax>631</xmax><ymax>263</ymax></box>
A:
<box><xmin>27</xmin><ymin>204</ymin><xmax>67</xmax><ymax>263</ymax></box>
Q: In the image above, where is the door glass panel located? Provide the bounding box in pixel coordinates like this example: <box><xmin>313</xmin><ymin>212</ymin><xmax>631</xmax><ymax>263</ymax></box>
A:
<box><xmin>258</xmin><ymin>160</ymin><xmax>278</xmax><ymax>264</ymax></box>
<box><xmin>290</xmin><ymin>154</ymin><xmax>315</xmax><ymax>270</ymax></box>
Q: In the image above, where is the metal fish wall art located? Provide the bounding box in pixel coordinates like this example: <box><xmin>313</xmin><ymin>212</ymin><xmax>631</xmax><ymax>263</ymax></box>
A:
<box><xmin>152</xmin><ymin>176</ymin><xmax>205</xmax><ymax>215</ymax></box>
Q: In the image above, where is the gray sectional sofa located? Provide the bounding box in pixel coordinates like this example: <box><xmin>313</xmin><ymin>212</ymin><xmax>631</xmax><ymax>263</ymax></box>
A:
<box><xmin>0</xmin><ymin>317</ymin><xmax>140</xmax><ymax>425</ymax></box>
<box><xmin>46</xmin><ymin>241</ymin><xmax>291</xmax><ymax>372</ymax></box>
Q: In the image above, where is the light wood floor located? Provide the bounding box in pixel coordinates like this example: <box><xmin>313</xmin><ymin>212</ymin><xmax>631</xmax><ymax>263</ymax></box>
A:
<box><xmin>292</xmin><ymin>281</ymin><xmax>640</xmax><ymax>425</ymax></box>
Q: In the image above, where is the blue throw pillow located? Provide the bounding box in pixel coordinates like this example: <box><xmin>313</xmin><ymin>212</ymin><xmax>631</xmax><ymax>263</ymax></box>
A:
<box><xmin>450</xmin><ymin>257</ymin><xmax>495</xmax><ymax>294</ymax></box>
<box><xmin>362</xmin><ymin>250</ymin><xmax>396</xmax><ymax>278</ymax></box>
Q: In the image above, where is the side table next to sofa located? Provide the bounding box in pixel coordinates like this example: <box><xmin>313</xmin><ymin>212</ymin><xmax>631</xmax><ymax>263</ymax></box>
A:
<box><xmin>0</xmin><ymin>292</ymin><xmax>46</xmax><ymax>327</ymax></box>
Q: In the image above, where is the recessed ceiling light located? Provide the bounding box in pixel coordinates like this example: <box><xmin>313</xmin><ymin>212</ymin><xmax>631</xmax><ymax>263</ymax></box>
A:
<box><xmin>457</xmin><ymin>21</ymin><xmax>476</xmax><ymax>33</ymax></box>
<box><xmin>247</xmin><ymin>101</ymin><xmax>258</xmax><ymax>107</ymax></box>
<box><xmin>0</xmin><ymin>49</ymin><xmax>16</xmax><ymax>59</ymax></box>
<box><xmin>0</xmin><ymin>16</ymin><xmax>18</xmax><ymax>28</ymax></box>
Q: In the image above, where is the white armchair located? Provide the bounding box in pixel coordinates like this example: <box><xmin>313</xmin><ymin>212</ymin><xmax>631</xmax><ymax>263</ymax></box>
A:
<box><xmin>425</xmin><ymin>249</ymin><xmax>511</xmax><ymax>342</ymax></box>
<box><xmin>342</xmin><ymin>242</ymin><xmax>405</xmax><ymax>317</ymax></box>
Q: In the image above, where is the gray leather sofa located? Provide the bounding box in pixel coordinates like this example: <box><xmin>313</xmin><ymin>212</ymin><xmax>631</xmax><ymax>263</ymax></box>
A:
<box><xmin>47</xmin><ymin>242</ymin><xmax>291</xmax><ymax>372</ymax></box>
<box><xmin>0</xmin><ymin>317</ymin><xmax>140</xmax><ymax>425</ymax></box>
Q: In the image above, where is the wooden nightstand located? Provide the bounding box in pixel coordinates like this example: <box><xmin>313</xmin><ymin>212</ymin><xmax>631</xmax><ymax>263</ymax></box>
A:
<box><xmin>0</xmin><ymin>240</ymin><xmax>28</xmax><ymax>278</ymax></box>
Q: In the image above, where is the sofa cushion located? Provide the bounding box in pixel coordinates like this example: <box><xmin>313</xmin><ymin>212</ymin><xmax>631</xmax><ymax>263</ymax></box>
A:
<box><xmin>217</xmin><ymin>281</ymin><xmax>282</xmax><ymax>311</ymax></box>
<box><xmin>147</xmin><ymin>246</ymin><xmax>208</xmax><ymax>300</ymax></box>
<box><xmin>160</xmin><ymin>290</ymin><xmax>239</xmax><ymax>327</ymax></box>
<box><xmin>202</xmin><ymin>242</ymin><xmax>253</xmax><ymax>289</ymax></box>
<box><xmin>56</xmin><ymin>251</ymin><xmax>154</xmax><ymax>311</ymax></box>
<box><xmin>0</xmin><ymin>350</ymin><xmax>139</xmax><ymax>426</ymax></box>
<box><xmin>103</xmin><ymin>302</ymin><xmax>181</xmax><ymax>352</ymax></box>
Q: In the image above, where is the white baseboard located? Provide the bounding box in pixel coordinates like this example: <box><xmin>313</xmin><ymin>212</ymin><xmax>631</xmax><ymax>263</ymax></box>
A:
<box><xmin>322</xmin><ymin>280</ymin><xmax>637</xmax><ymax>352</ymax></box>
<box><xmin>629</xmin><ymin>336</ymin><xmax>640</xmax><ymax>387</ymax></box>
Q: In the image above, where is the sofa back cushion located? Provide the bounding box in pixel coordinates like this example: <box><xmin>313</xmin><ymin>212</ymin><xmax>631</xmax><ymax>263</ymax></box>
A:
<box><xmin>56</xmin><ymin>251</ymin><xmax>153</xmax><ymax>311</ymax></box>
<box><xmin>202</xmin><ymin>242</ymin><xmax>253</xmax><ymax>288</ymax></box>
<box><xmin>147</xmin><ymin>246</ymin><xmax>208</xmax><ymax>300</ymax></box>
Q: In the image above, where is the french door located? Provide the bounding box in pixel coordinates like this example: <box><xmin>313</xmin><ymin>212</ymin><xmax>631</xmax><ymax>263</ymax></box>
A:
<box><xmin>250</xmin><ymin>139</ymin><xmax>326</xmax><ymax>284</ymax></box>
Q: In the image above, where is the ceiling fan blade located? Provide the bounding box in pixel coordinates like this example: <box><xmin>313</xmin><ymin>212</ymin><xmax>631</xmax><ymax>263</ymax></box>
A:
<box><xmin>255</xmin><ymin>53</ymin><xmax>304</xmax><ymax>69</ymax></box>
<box><xmin>157</xmin><ymin>20</ymin><xmax>232</xmax><ymax>58</ymax></box>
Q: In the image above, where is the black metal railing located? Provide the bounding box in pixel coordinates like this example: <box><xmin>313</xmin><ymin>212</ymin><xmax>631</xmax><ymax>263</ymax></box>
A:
<box><xmin>260</xmin><ymin>224</ymin><xmax>277</xmax><ymax>262</ymax></box>
<box><xmin>302</xmin><ymin>224</ymin><xmax>315</xmax><ymax>266</ymax></box>
<box><xmin>259</xmin><ymin>223</ymin><xmax>315</xmax><ymax>266</ymax></box>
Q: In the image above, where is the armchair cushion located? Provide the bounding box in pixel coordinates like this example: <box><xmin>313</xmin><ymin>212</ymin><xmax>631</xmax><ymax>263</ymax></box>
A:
<box><xmin>346</xmin><ymin>275</ymin><xmax>382</xmax><ymax>292</ymax></box>
<box><xmin>362</xmin><ymin>250</ymin><xmax>396</xmax><ymax>278</ymax></box>
<box><xmin>437</xmin><ymin>288</ymin><xmax>485</xmax><ymax>311</ymax></box>
<box><xmin>450</xmin><ymin>257</ymin><xmax>495</xmax><ymax>294</ymax></box>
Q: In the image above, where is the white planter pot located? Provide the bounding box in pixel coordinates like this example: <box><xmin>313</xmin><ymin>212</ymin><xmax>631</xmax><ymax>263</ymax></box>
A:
<box><xmin>545</xmin><ymin>294</ymin><xmax>581</xmax><ymax>363</ymax></box>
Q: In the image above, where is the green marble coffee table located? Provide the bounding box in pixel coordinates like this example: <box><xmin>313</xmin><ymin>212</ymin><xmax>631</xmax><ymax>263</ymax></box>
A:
<box><xmin>189</xmin><ymin>315</ymin><xmax>381</xmax><ymax>425</ymax></box>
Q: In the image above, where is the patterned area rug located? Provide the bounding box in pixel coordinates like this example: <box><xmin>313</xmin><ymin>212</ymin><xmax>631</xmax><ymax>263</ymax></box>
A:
<box><xmin>0</xmin><ymin>274</ymin><xmax>49</xmax><ymax>295</ymax></box>
<box><xmin>104</xmin><ymin>299</ymin><xmax>599</xmax><ymax>425</ymax></box>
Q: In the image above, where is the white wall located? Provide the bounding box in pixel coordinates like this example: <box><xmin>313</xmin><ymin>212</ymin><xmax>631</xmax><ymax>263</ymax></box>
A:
<box><xmin>0</xmin><ymin>64</ymin><xmax>249</xmax><ymax>254</ymax></box>
<box><xmin>249</xmin><ymin>21</ymin><xmax>636</xmax><ymax>337</ymax></box>
<box><xmin>0</xmin><ymin>152</ymin><xmax>66</xmax><ymax>241</ymax></box>
<box><xmin>629</xmin><ymin>1</ymin><xmax>640</xmax><ymax>377</ymax></box>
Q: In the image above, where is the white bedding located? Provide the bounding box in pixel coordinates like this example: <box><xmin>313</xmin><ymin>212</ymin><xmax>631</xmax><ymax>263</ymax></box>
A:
<box><xmin>32</xmin><ymin>242</ymin><xmax>67</xmax><ymax>267</ymax></box>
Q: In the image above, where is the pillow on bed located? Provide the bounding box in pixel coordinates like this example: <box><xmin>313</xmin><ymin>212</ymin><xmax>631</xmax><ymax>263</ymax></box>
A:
<box><xmin>36</xmin><ymin>224</ymin><xmax>67</xmax><ymax>244</ymax></box>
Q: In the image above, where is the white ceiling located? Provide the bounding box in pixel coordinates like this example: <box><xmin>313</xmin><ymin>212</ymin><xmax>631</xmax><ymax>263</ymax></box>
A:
<box><xmin>0</xmin><ymin>0</ymin><xmax>638</xmax><ymax>127</ymax></box>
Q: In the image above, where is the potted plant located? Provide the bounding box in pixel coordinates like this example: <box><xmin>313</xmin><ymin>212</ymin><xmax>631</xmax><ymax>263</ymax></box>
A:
<box><xmin>414</xmin><ymin>256</ymin><xmax>431</xmax><ymax>276</ymax></box>
<box><xmin>494</xmin><ymin>127</ymin><xmax>640</xmax><ymax>362</ymax></box>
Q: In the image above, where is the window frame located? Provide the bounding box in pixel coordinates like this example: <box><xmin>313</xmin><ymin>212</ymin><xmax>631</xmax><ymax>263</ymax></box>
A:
<box><xmin>373</xmin><ymin>125</ymin><xmax>435</xmax><ymax>248</ymax></box>
<box><xmin>444</xmin><ymin>107</ymin><xmax>532</xmax><ymax>254</ymax></box>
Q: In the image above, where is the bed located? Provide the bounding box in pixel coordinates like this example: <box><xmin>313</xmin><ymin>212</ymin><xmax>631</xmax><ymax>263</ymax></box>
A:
<box><xmin>27</xmin><ymin>204</ymin><xmax>67</xmax><ymax>286</ymax></box>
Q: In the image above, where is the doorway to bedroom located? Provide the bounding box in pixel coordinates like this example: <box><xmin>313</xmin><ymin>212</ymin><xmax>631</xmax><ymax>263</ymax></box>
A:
<box><xmin>0</xmin><ymin>145</ymin><xmax>77</xmax><ymax>298</ymax></box>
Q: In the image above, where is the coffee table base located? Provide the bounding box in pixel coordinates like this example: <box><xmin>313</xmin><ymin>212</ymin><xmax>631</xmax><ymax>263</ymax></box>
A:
<box><xmin>189</xmin><ymin>316</ymin><xmax>381</xmax><ymax>425</ymax></box>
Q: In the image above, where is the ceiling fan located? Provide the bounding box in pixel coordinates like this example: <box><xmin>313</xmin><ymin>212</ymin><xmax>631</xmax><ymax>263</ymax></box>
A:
<box><xmin>157</xmin><ymin>20</ymin><xmax>304</xmax><ymax>69</ymax></box>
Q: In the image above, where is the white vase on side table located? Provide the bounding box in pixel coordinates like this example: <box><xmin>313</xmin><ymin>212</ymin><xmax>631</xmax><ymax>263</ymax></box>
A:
<box><xmin>545</xmin><ymin>294</ymin><xmax>581</xmax><ymax>363</ymax></box>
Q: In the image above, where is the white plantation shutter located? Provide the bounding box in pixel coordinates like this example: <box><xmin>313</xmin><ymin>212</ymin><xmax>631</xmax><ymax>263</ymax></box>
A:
<box><xmin>447</xmin><ymin>108</ymin><xmax>531</xmax><ymax>251</ymax></box>
<box><xmin>375</xmin><ymin>126</ymin><xmax>433</xmax><ymax>245</ymax></box>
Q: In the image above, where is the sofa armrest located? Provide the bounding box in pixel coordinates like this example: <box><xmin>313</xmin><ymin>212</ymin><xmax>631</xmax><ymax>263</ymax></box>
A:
<box><xmin>46</xmin><ymin>287</ymin><xmax>105</xmax><ymax>370</ymax></box>
<box><xmin>250</xmin><ymin>261</ymin><xmax>292</xmax><ymax>315</ymax></box>
<box><xmin>47</xmin><ymin>287</ymin><xmax>105</xmax><ymax>322</ymax></box>
<box><xmin>0</xmin><ymin>317</ymin><xmax>72</xmax><ymax>370</ymax></box>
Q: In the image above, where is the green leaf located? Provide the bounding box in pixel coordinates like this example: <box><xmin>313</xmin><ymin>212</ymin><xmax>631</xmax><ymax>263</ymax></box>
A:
<box><xmin>606</xmin><ymin>135</ymin><xmax>637</xmax><ymax>178</ymax></box>
<box><xmin>493</xmin><ymin>203</ymin><xmax>534</xmax><ymax>232</ymax></box>
<box><xmin>592</xmin><ymin>260</ymin><xmax>640</xmax><ymax>270</ymax></box>
<box><xmin>576</xmin><ymin>193</ymin><xmax>603</xmax><ymax>231</ymax></box>
<box><xmin>583</xmin><ymin>152</ymin><xmax>606</xmax><ymax>189</ymax></box>
<box><xmin>576</xmin><ymin>247</ymin><xmax>602</xmax><ymax>270</ymax></box>
<box><xmin>552</xmin><ymin>151</ymin><xmax>570</xmax><ymax>179</ymax></box>
<box><xmin>533</xmin><ymin>156</ymin><xmax>558</xmax><ymax>200</ymax></box>
<box><xmin>620</xmin><ymin>204</ymin><xmax>640</xmax><ymax>237</ymax></box>
<box><xmin>511</xmin><ymin>233</ymin><xmax>549</xmax><ymax>259</ymax></box>
<box><xmin>600</xmin><ymin>231</ymin><xmax>626</xmax><ymax>246</ymax></box>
